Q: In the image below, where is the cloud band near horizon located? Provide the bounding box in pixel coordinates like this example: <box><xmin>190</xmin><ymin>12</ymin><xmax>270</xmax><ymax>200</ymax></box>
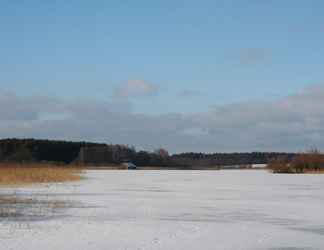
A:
<box><xmin>1</xmin><ymin>84</ymin><xmax>324</xmax><ymax>153</ymax></box>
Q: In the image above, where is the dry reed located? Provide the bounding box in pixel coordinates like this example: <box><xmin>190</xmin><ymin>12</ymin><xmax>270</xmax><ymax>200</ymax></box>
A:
<box><xmin>0</xmin><ymin>163</ymin><xmax>83</xmax><ymax>186</ymax></box>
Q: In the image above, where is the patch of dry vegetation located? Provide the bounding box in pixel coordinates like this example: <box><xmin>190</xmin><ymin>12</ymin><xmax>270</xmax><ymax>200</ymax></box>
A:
<box><xmin>0</xmin><ymin>163</ymin><xmax>83</xmax><ymax>186</ymax></box>
<box><xmin>267</xmin><ymin>149</ymin><xmax>324</xmax><ymax>174</ymax></box>
<box><xmin>0</xmin><ymin>194</ymin><xmax>73</xmax><ymax>220</ymax></box>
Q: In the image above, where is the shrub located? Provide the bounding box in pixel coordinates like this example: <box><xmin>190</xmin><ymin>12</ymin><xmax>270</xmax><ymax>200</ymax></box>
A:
<box><xmin>267</xmin><ymin>156</ymin><xmax>294</xmax><ymax>173</ymax></box>
<box><xmin>268</xmin><ymin>149</ymin><xmax>324</xmax><ymax>174</ymax></box>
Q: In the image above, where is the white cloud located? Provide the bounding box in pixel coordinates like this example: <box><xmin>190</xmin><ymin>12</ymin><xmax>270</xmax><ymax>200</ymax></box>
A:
<box><xmin>114</xmin><ymin>80</ymin><xmax>159</xmax><ymax>98</ymax></box>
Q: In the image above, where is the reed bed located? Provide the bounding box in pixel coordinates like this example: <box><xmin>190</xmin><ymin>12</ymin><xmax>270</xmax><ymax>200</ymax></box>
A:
<box><xmin>0</xmin><ymin>163</ymin><xmax>83</xmax><ymax>186</ymax></box>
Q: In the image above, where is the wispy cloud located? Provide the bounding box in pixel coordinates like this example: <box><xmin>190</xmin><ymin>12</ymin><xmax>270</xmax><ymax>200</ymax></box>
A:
<box><xmin>114</xmin><ymin>80</ymin><xmax>159</xmax><ymax>98</ymax></box>
<box><xmin>239</xmin><ymin>48</ymin><xmax>270</xmax><ymax>65</ymax></box>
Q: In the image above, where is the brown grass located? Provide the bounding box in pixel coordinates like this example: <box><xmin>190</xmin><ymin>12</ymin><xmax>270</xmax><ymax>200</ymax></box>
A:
<box><xmin>0</xmin><ymin>163</ymin><xmax>83</xmax><ymax>186</ymax></box>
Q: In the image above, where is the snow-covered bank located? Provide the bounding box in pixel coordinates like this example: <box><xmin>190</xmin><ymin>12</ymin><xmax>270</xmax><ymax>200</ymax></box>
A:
<box><xmin>1</xmin><ymin>170</ymin><xmax>324</xmax><ymax>250</ymax></box>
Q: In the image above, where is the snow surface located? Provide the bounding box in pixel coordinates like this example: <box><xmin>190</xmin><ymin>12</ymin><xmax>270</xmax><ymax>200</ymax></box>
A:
<box><xmin>1</xmin><ymin>170</ymin><xmax>324</xmax><ymax>250</ymax></box>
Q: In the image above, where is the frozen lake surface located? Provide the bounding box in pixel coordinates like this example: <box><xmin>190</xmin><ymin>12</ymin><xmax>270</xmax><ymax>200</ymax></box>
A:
<box><xmin>1</xmin><ymin>170</ymin><xmax>324</xmax><ymax>250</ymax></box>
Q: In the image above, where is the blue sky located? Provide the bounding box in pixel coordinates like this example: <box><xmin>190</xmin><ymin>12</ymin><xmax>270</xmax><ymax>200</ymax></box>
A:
<box><xmin>0</xmin><ymin>1</ymin><xmax>324</xmax><ymax>152</ymax></box>
<box><xmin>1</xmin><ymin>0</ymin><xmax>324</xmax><ymax>113</ymax></box>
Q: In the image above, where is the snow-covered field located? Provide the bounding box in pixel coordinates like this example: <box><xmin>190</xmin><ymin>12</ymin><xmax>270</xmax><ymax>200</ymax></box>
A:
<box><xmin>1</xmin><ymin>170</ymin><xmax>324</xmax><ymax>250</ymax></box>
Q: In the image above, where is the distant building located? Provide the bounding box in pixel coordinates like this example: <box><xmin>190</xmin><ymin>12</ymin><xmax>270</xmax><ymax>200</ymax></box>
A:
<box><xmin>251</xmin><ymin>164</ymin><xmax>267</xmax><ymax>169</ymax></box>
<box><xmin>122</xmin><ymin>162</ymin><xmax>137</xmax><ymax>170</ymax></box>
<box><xmin>222</xmin><ymin>164</ymin><xmax>267</xmax><ymax>169</ymax></box>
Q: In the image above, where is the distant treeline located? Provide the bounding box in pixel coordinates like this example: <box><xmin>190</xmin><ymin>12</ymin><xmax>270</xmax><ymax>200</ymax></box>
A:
<box><xmin>171</xmin><ymin>152</ymin><xmax>296</xmax><ymax>167</ymax></box>
<box><xmin>0</xmin><ymin>139</ymin><xmax>104</xmax><ymax>164</ymax></box>
<box><xmin>0</xmin><ymin>138</ymin><xmax>296</xmax><ymax>168</ymax></box>
<box><xmin>0</xmin><ymin>139</ymin><xmax>173</xmax><ymax>166</ymax></box>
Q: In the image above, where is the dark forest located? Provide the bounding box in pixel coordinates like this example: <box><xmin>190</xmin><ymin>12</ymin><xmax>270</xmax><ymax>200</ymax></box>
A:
<box><xmin>0</xmin><ymin>138</ymin><xmax>295</xmax><ymax>168</ymax></box>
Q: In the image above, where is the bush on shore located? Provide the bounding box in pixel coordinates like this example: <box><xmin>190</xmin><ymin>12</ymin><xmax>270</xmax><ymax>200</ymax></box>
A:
<box><xmin>267</xmin><ymin>149</ymin><xmax>324</xmax><ymax>174</ymax></box>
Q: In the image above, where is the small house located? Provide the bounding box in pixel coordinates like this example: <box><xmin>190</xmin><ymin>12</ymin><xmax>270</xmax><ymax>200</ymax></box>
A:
<box><xmin>122</xmin><ymin>162</ymin><xmax>137</xmax><ymax>170</ymax></box>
